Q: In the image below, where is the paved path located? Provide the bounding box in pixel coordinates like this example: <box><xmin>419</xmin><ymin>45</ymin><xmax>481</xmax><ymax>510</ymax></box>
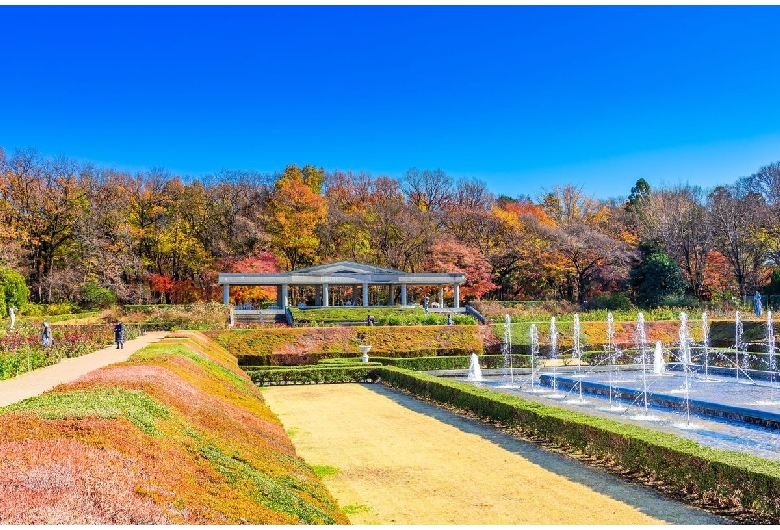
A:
<box><xmin>0</xmin><ymin>331</ymin><xmax>168</xmax><ymax>407</ymax></box>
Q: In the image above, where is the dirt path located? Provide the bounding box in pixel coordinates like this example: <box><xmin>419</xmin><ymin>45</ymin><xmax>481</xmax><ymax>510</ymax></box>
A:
<box><xmin>0</xmin><ymin>332</ymin><xmax>168</xmax><ymax>407</ymax></box>
<box><xmin>262</xmin><ymin>383</ymin><xmax>728</xmax><ymax>525</ymax></box>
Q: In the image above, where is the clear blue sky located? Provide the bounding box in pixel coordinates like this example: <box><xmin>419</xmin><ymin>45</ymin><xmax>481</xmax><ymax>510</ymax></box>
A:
<box><xmin>2</xmin><ymin>5</ymin><xmax>779</xmax><ymax>200</ymax></box>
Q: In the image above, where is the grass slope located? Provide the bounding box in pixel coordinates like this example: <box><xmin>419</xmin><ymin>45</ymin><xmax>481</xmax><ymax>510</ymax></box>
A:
<box><xmin>0</xmin><ymin>332</ymin><xmax>349</xmax><ymax>525</ymax></box>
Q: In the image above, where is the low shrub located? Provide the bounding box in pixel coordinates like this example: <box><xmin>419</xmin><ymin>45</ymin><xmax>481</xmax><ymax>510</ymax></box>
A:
<box><xmin>247</xmin><ymin>365</ymin><xmax>383</xmax><ymax>385</ymax></box>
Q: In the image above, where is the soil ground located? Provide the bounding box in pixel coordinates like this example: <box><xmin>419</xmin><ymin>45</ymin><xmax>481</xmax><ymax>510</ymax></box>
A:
<box><xmin>262</xmin><ymin>383</ymin><xmax>729</xmax><ymax>525</ymax></box>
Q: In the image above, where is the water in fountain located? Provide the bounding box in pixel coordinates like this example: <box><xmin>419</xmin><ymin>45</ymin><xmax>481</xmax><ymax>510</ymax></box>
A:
<box><xmin>602</xmin><ymin>312</ymin><xmax>626</xmax><ymax>411</ymax></box>
<box><xmin>529</xmin><ymin>324</ymin><xmax>539</xmax><ymax>392</ymax></box>
<box><xmin>466</xmin><ymin>352</ymin><xmax>483</xmax><ymax>381</ymax></box>
<box><xmin>678</xmin><ymin>312</ymin><xmax>691</xmax><ymax>366</ymax></box>
<box><xmin>571</xmin><ymin>313</ymin><xmax>585</xmax><ymax>403</ymax></box>
<box><xmin>701</xmin><ymin>311</ymin><xmax>714</xmax><ymax>381</ymax></box>
<box><xmin>548</xmin><ymin>317</ymin><xmax>564</xmax><ymax>398</ymax></box>
<box><xmin>653</xmin><ymin>341</ymin><xmax>665</xmax><ymax>374</ymax></box>
<box><xmin>678</xmin><ymin>313</ymin><xmax>693</xmax><ymax>426</ymax></box>
<box><xmin>735</xmin><ymin>311</ymin><xmax>743</xmax><ymax>382</ymax></box>
<box><xmin>634</xmin><ymin>312</ymin><xmax>653</xmax><ymax>418</ymax></box>
<box><xmin>769</xmin><ymin>311</ymin><xmax>777</xmax><ymax>386</ymax></box>
<box><xmin>502</xmin><ymin>314</ymin><xmax>515</xmax><ymax>385</ymax></box>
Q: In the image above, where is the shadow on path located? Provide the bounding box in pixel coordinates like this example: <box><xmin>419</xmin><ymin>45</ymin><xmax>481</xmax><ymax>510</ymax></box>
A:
<box><xmin>363</xmin><ymin>383</ymin><xmax>730</xmax><ymax>525</ymax></box>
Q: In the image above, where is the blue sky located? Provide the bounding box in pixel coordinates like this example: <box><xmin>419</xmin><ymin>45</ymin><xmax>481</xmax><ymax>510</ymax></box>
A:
<box><xmin>1</xmin><ymin>5</ymin><xmax>779</xmax><ymax>200</ymax></box>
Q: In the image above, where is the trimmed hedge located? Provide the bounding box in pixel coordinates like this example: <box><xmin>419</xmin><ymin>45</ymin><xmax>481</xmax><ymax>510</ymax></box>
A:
<box><xmin>377</xmin><ymin>366</ymin><xmax>780</xmax><ymax>523</ymax></box>
<box><xmin>372</xmin><ymin>354</ymin><xmax>531</xmax><ymax>371</ymax></box>
<box><xmin>247</xmin><ymin>365</ymin><xmax>383</xmax><ymax>385</ymax></box>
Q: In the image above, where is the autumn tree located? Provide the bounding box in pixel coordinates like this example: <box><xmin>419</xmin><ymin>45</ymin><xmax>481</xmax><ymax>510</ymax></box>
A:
<box><xmin>0</xmin><ymin>149</ymin><xmax>92</xmax><ymax>302</ymax></box>
<box><xmin>265</xmin><ymin>164</ymin><xmax>327</xmax><ymax>271</ymax></box>
<box><xmin>708</xmin><ymin>184</ymin><xmax>770</xmax><ymax>297</ymax></box>
<box><xmin>423</xmin><ymin>236</ymin><xmax>496</xmax><ymax>301</ymax></box>
<box><xmin>634</xmin><ymin>185</ymin><xmax>713</xmax><ymax>300</ymax></box>
<box><xmin>538</xmin><ymin>185</ymin><xmax>633</xmax><ymax>303</ymax></box>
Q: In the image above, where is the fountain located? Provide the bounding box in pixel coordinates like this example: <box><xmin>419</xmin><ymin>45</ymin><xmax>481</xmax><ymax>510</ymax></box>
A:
<box><xmin>452</xmin><ymin>311</ymin><xmax>780</xmax><ymax>459</ymax></box>
<box><xmin>768</xmin><ymin>311</ymin><xmax>776</xmax><ymax>385</ymax></box>
<box><xmin>653</xmin><ymin>341</ymin><xmax>665</xmax><ymax>374</ymax></box>
<box><xmin>502</xmin><ymin>314</ymin><xmax>515</xmax><ymax>385</ymax></box>
<box><xmin>678</xmin><ymin>312</ymin><xmax>691</xmax><ymax>366</ymax></box>
<box><xmin>735</xmin><ymin>311</ymin><xmax>744</xmax><ymax>381</ymax></box>
<box><xmin>548</xmin><ymin>317</ymin><xmax>563</xmax><ymax>397</ymax></box>
<box><xmin>359</xmin><ymin>345</ymin><xmax>372</xmax><ymax>363</ymax></box>
<box><xmin>701</xmin><ymin>311</ymin><xmax>713</xmax><ymax>380</ymax></box>
<box><xmin>466</xmin><ymin>352</ymin><xmax>483</xmax><ymax>381</ymax></box>
<box><xmin>635</xmin><ymin>312</ymin><xmax>651</xmax><ymax>417</ymax></box>
<box><xmin>572</xmin><ymin>313</ymin><xmax>585</xmax><ymax>403</ymax></box>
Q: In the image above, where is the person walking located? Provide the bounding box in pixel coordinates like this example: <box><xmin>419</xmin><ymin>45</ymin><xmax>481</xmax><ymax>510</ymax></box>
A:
<box><xmin>114</xmin><ymin>321</ymin><xmax>126</xmax><ymax>349</ymax></box>
<box><xmin>41</xmin><ymin>321</ymin><xmax>52</xmax><ymax>347</ymax></box>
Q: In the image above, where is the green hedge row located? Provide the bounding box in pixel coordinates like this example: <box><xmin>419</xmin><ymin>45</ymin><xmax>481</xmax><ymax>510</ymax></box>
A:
<box><xmin>248</xmin><ymin>365</ymin><xmax>382</xmax><ymax>385</ymax></box>
<box><xmin>376</xmin><ymin>366</ymin><xmax>780</xmax><ymax>523</ymax></box>
<box><xmin>371</xmin><ymin>354</ymin><xmax>531</xmax><ymax>371</ymax></box>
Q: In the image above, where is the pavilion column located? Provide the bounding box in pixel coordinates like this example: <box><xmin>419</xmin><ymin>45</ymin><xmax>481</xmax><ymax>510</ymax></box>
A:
<box><xmin>401</xmin><ymin>284</ymin><xmax>407</xmax><ymax>306</ymax></box>
<box><xmin>281</xmin><ymin>284</ymin><xmax>289</xmax><ymax>309</ymax></box>
<box><xmin>387</xmin><ymin>284</ymin><xmax>393</xmax><ymax>306</ymax></box>
<box><xmin>222</xmin><ymin>284</ymin><xmax>230</xmax><ymax>305</ymax></box>
<box><xmin>323</xmin><ymin>283</ymin><xmax>329</xmax><ymax>307</ymax></box>
<box><xmin>438</xmin><ymin>285</ymin><xmax>444</xmax><ymax>308</ymax></box>
<box><xmin>352</xmin><ymin>286</ymin><xmax>359</xmax><ymax>306</ymax></box>
<box><xmin>453</xmin><ymin>283</ymin><xmax>460</xmax><ymax>308</ymax></box>
<box><xmin>315</xmin><ymin>287</ymin><xmax>321</xmax><ymax>306</ymax></box>
<box><xmin>276</xmin><ymin>285</ymin><xmax>283</xmax><ymax>308</ymax></box>
<box><xmin>362</xmin><ymin>283</ymin><xmax>369</xmax><ymax>307</ymax></box>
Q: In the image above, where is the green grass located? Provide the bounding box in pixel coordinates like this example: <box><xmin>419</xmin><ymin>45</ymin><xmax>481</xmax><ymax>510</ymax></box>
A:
<box><xmin>0</xmin><ymin>387</ymin><xmax>171</xmax><ymax>435</ymax></box>
<box><xmin>342</xmin><ymin>504</ymin><xmax>371</xmax><ymax>515</ymax></box>
<box><xmin>310</xmin><ymin>465</ymin><xmax>339</xmax><ymax>478</ymax></box>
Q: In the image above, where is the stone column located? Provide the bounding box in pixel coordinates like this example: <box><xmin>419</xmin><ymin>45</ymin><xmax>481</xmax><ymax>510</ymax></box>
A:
<box><xmin>363</xmin><ymin>283</ymin><xmax>369</xmax><ymax>307</ymax></box>
<box><xmin>401</xmin><ymin>284</ymin><xmax>407</xmax><ymax>306</ymax></box>
<box><xmin>281</xmin><ymin>284</ymin><xmax>289</xmax><ymax>309</ymax></box>
<box><xmin>323</xmin><ymin>283</ymin><xmax>329</xmax><ymax>307</ymax></box>
<box><xmin>277</xmin><ymin>285</ymin><xmax>283</xmax><ymax>308</ymax></box>
<box><xmin>453</xmin><ymin>283</ymin><xmax>460</xmax><ymax>308</ymax></box>
<box><xmin>387</xmin><ymin>284</ymin><xmax>393</xmax><ymax>306</ymax></box>
<box><xmin>222</xmin><ymin>283</ymin><xmax>230</xmax><ymax>305</ymax></box>
<box><xmin>438</xmin><ymin>285</ymin><xmax>444</xmax><ymax>308</ymax></box>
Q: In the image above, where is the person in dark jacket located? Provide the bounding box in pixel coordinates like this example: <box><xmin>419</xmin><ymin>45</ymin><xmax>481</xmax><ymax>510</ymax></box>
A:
<box><xmin>114</xmin><ymin>321</ymin><xmax>126</xmax><ymax>349</ymax></box>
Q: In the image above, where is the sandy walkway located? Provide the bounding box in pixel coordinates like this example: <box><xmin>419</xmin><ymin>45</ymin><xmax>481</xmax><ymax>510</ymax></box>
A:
<box><xmin>0</xmin><ymin>331</ymin><xmax>168</xmax><ymax>407</ymax></box>
<box><xmin>262</xmin><ymin>383</ymin><xmax>728</xmax><ymax>525</ymax></box>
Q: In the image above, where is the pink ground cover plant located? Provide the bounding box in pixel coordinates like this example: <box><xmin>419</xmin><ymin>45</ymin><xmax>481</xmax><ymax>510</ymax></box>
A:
<box><xmin>0</xmin><ymin>332</ymin><xmax>348</xmax><ymax>524</ymax></box>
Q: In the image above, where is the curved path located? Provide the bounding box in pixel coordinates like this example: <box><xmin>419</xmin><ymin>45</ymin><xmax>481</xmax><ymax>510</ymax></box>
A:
<box><xmin>263</xmin><ymin>383</ymin><xmax>729</xmax><ymax>525</ymax></box>
<box><xmin>0</xmin><ymin>332</ymin><xmax>168</xmax><ymax>407</ymax></box>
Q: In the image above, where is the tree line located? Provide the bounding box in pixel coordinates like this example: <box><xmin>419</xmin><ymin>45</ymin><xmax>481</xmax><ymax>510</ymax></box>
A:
<box><xmin>1</xmin><ymin>146</ymin><xmax>779</xmax><ymax>310</ymax></box>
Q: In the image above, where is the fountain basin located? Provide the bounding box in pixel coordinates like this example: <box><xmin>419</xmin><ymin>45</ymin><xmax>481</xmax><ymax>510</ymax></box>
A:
<box><xmin>542</xmin><ymin>372</ymin><xmax>780</xmax><ymax>430</ymax></box>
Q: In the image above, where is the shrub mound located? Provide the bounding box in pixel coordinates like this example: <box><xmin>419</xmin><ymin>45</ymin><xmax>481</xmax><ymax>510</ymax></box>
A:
<box><xmin>0</xmin><ymin>332</ymin><xmax>348</xmax><ymax>524</ymax></box>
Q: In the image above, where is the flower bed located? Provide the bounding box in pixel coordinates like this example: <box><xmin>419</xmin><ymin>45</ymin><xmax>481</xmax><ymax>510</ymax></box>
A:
<box><xmin>0</xmin><ymin>323</ymin><xmax>140</xmax><ymax>380</ymax></box>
